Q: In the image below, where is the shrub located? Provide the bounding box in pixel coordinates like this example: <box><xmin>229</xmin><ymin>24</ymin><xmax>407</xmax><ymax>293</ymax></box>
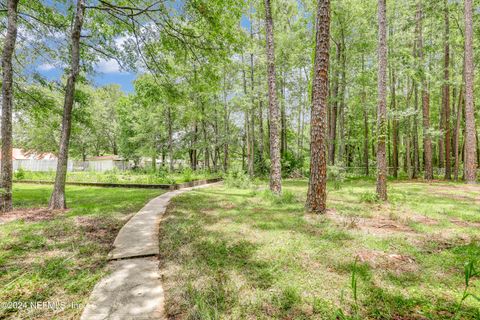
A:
<box><xmin>328</xmin><ymin>165</ymin><xmax>346</xmax><ymax>190</ymax></box>
<box><xmin>14</xmin><ymin>168</ymin><xmax>26</xmax><ymax>180</ymax></box>
<box><xmin>181</xmin><ymin>168</ymin><xmax>194</xmax><ymax>182</ymax></box>
<box><xmin>224</xmin><ymin>169</ymin><xmax>252</xmax><ymax>189</ymax></box>
<box><xmin>273</xmin><ymin>286</ymin><xmax>301</xmax><ymax>311</ymax></box>
<box><xmin>261</xmin><ymin>190</ymin><xmax>298</xmax><ymax>205</ymax></box>
<box><xmin>105</xmin><ymin>172</ymin><xmax>119</xmax><ymax>183</ymax></box>
<box><xmin>359</xmin><ymin>191</ymin><xmax>379</xmax><ymax>203</ymax></box>
<box><xmin>281</xmin><ymin>151</ymin><xmax>306</xmax><ymax>178</ymax></box>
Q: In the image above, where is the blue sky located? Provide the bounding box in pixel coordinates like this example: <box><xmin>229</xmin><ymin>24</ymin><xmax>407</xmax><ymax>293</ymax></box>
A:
<box><xmin>37</xmin><ymin>60</ymin><xmax>137</xmax><ymax>93</ymax></box>
<box><xmin>35</xmin><ymin>8</ymin><xmax>251</xmax><ymax>94</ymax></box>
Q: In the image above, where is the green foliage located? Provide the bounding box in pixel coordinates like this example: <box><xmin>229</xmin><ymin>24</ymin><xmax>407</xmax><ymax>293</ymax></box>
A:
<box><xmin>261</xmin><ymin>189</ymin><xmax>298</xmax><ymax>205</ymax></box>
<box><xmin>359</xmin><ymin>191</ymin><xmax>379</xmax><ymax>203</ymax></box>
<box><xmin>224</xmin><ymin>168</ymin><xmax>252</xmax><ymax>189</ymax></box>
<box><xmin>273</xmin><ymin>286</ymin><xmax>301</xmax><ymax>311</ymax></box>
<box><xmin>14</xmin><ymin>168</ymin><xmax>26</xmax><ymax>180</ymax></box>
<box><xmin>455</xmin><ymin>261</ymin><xmax>480</xmax><ymax>319</ymax></box>
<box><xmin>16</xmin><ymin>170</ymin><xmax>217</xmax><ymax>185</ymax></box>
<box><xmin>328</xmin><ymin>165</ymin><xmax>347</xmax><ymax>190</ymax></box>
<box><xmin>180</xmin><ymin>168</ymin><xmax>194</xmax><ymax>183</ymax></box>
<box><xmin>281</xmin><ymin>151</ymin><xmax>305</xmax><ymax>178</ymax></box>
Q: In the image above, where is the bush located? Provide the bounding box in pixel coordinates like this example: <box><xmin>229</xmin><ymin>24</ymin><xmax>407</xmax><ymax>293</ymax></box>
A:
<box><xmin>261</xmin><ymin>189</ymin><xmax>298</xmax><ymax>205</ymax></box>
<box><xmin>224</xmin><ymin>168</ymin><xmax>252</xmax><ymax>189</ymax></box>
<box><xmin>328</xmin><ymin>165</ymin><xmax>346</xmax><ymax>190</ymax></box>
<box><xmin>281</xmin><ymin>151</ymin><xmax>306</xmax><ymax>178</ymax></box>
<box><xmin>359</xmin><ymin>191</ymin><xmax>379</xmax><ymax>203</ymax></box>
<box><xmin>14</xmin><ymin>168</ymin><xmax>26</xmax><ymax>180</ymax></box>
<box><xmin>181</xmin><ymin>168</ymin><xmax>194</xmax><ymax>182</ymax></box>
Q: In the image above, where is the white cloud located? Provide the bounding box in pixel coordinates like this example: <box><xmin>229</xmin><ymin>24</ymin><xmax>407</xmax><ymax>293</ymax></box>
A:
<box><xmin>37</xmin><ymin>63</ymin><xmax>56</xmax><ymax>71</ymax></box>
<box><xmin>96</xmin><ymin>59</ymin><xmax>124</xmax><ymax>74</ymax></box>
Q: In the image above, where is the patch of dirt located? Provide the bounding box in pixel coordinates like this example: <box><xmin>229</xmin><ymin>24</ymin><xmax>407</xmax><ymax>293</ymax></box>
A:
<box><xmin>409</xmin><ymin>214</ymin><xmax>439</xmax><ymax>226</ymax></box>
<box><xmin>432</xmin><ymin>191</ymin><xmax>480</xmax><ymax>204</ymax></box>
<box><xmin>449</xmin><ymin>218</ymin><xmax>480</xmax><ymax>228</ymax></box>
<box><xmin>356</xmin><ymin>249</ymin><xmax>418</xmax><ymax>274</ymax></box>
<box><xmin>325</xmin><ymin>209</ymin><xmax>416</xmax><ymax>237</ymax></box>
<box><xmin>419</xmin><ymin>236</ymin><xmax>472</xmax><ymax>254</ymax></box>
<box><xmin>75</xmin><ymin>216</ymin><xmax>124</xmax><ymax>247</ymax></box>
<box><xmin>221</xmin><ymin>202</ymin><xmax>236</xmax><ymax>210</ymax></box>
<box><xmin>0</xmin><ymin>208</ymin><xmax>66</xmax><ymax>224</ymax></box>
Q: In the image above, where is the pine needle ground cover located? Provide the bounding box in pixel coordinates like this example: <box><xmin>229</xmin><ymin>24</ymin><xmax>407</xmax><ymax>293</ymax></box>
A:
<box><xmin>0</xmin><ymin>184</ymin><xmax>163</xmax><ymax>319</ymax></box>
<box><xmin>159</xmin><ymin>179</ymin><xmax>480</xmax><ymax>319</ymax></box>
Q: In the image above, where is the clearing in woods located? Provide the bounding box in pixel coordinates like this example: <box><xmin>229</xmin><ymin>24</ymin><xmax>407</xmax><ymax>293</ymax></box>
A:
<box><xmin>158</xmin><ymin>179</ymin><xmax>480</xmax><ymax>320</ymax></box>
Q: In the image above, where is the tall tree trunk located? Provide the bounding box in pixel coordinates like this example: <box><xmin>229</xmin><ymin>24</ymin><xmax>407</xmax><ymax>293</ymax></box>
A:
<box><xmin>416</xmin><ymin>2</ymin><xmax>433</xmax><ymax>180</ymax></box>
<box><xmin>328</xmin><ymin>42</ymin><xmax>341</xmax><ymax>165</ymax></box>
<box><xmin>264</xmin><ymin>0</ymin><xmax>282</xmax><ymax>194</ymax></box>
<box><xmin>391</xmin><ymin>68</ymin><xmax>398</xmax><ymax>178</ymax></box>
<box><xmin>223</xmin><ymin>71</ymin><xmax>229</xmax><ymax>172</ymax></box>
<box><xmin>242</xmin><ymin>54</ymin><xmax>253</xmax><ymax>176</ymax></box>
<box><xmin>376</xmin><ymin>0</ymin><xmax>388</xmax><ymax>201</ymax></box>
<box><xmin>297</xmin><ymin>68</ymin><xmax>303</xmax><ymax>159</ymax></box>
<box><xmin>201</xmin><ymin>104</ymin><xmax>210</xmax><ymax>171</ymax></box>
<box><xmin>439</xmin><ymin>88</ymin><xmax>445</xmax><ymax>168</ymax></box>
<box><xmin>464</xmin><ymin>0</ymin><xmax>477</xmax><ymax>183</ymax></box>
<box><xmin>413</xmin><ymin>82</ymin><xmax>420</xmax><ymax>178</ymax></box>
<box><xmin>192</xmin><ymin>123</ymin><xmax>198</xmax><ymax>170</ymax></box>
<box><xmin>49</xmin><ymin>0</ymin><xmax>85</xmax><ymax>209</ymax></box>
<box><xmin>213</xmin><ymin>107</ymin><xmax>219</xmax><ymax>172</ymax></box>
<box><xmin>443</xmin><ymin>0</ymin><xmax>451</xmax><ymax>180</ymax></box>
<box><xmin>362</xmin><ymin>55</ymin><xmax>369</xmax><ymax>176</ymax></box>
<box><xmin>405</xmin><ymin>80</ymin><xmax>413</xmax><ymax>179</ymax></box>
<box><xmin>306</xmin><ymin>0</ymin><xmax>330</xmax><ymax>213</ymax></box>
<box><xmin>249</xmin><ymin>33</ymin><xmax>256</xmax><ymax>175</ymax></box>
<box><xmin>280</xmin><ymin>68</ymin><xmax>287</xmax><ymax>156</ymax></box>
<box><xmin>0</xmin><ymin>0</ymin><xmax>19</xmax><ymax>213</ymax></box>
<box><xmin>168</xmin><ymin>106</ymin><xmax>174</xmax><ymax>172</ymax></box>
<box><xmin>454</xmin><ymin>86</ymin><xmax>463</xmax><ymax>181</ymax></box>
<box><xmin>259</xmin><ymin>99</ymin><xmax>264</xmax><ymax>161</ymax></box>
<box><xmin>337</xmin><ymin>29</ymin><xmax>347</xmax><ymax>165</ymax></box>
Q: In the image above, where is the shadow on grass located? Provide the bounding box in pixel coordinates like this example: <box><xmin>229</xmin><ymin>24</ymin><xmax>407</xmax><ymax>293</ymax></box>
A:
<box><xmin>160</xmin><ymin>185</ymin><xmax>480</xmax><ymax>320</ymax></box>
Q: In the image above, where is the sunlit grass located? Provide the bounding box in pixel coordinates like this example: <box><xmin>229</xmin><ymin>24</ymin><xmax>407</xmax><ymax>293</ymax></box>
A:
<box><xmin>159</xmin><ymin>179</ymin><xmax>480</xmax><ymax>319</ymax></box>
<box><xmin>0</xmin><ymin>184</ymin><xmax>163</xmax><ymax>319</ymax></box>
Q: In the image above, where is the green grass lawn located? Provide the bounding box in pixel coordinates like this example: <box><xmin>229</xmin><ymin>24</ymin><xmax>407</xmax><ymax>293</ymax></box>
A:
<box><xmin>0</xmin><ymin>184</ymin><xmax>164</xmax><ymax>319</ymax></box>
<box><xmin>159</xmin><ymin>179</ymin><xmax>480</xmax><ymax>319</ymax></box>
<box><xmin>15</xmin><ymin>169</ymin><xmax>219</xmax><ymax>185</ymax></box>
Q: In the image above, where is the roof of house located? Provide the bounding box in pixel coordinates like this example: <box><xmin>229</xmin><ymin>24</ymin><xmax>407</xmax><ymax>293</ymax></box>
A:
<box><xmin>86</xmin><ymin>155</ymin><xmax>123</xmax><ymax>161</ymax></box>
<box><xmin>0</xmin><ymin>148</ymin><xmax>57</xmax><ymax>160</ymax></box>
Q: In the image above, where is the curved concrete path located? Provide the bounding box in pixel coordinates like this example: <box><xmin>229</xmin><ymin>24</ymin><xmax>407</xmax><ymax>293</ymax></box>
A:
<box><xmin>81</xmin><ymin>182</ymin><xmax>221</xmax><ymax>320</ymax></box>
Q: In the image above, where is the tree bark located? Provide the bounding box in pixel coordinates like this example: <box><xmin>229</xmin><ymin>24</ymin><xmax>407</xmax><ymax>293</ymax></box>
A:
<box><xmin>264</xmin><ymin>0</ymin><xmax>282</xmax><ymax>194</ymax></box>
<box><xmin>328</xmin><ymin>42</ymin><xmax>341</xmax><ymax>165</ymax></box>
<box><xmin>49</xmin><ymin>0</ymin><xmax>85</xmax><ymax>209</ymax></box>
<box><xmin>415</xmin><ymin>2</ymin><xmax>433</xmax><ymax>180</ymax></box>
<box><xmin>223</xmin><ymin>70</ymin><xmax>229</xmax><ymax>172</ymax></box>
<box><xmin>464</xmin><ymin>0</ymin><xmax>477</xmax><ymax>183</ymax></box>
<box><xmin>241</xmin><ymin>54</ymin><xmax>253</xmax><ymax>176</ymax></box>
<box><xmin>454</xmin><ymin>86</ymin><xmax>463</xmax><ymax>181</ymax></box>
<box><xmin>391</xmin><ymin>68</ymin><xmax>398</xmax><ymax>178</ymax></box>
<box><xmin>443</xmin><ymin>0</ymin><xmax>451</xmax><ymax>180</ymax></box>
<box><xmin>0</xmin><ymin>0</ymin><xmax>19</xmax><ymax>213</ymax></box>
<box><xmin>413</xmin><ymin>82</ymin><xmax>420</xmax><ymax>178</ymax></box>
<box><xmin>376</xmin><ymin>0</ymin><xmax>388</xmax><ymax>201</ymax></box>
<box><xmin>249</xmin><ymin>32</ymin><xmax>256</xmax><ymax>175</ymax></box>
<box><xmin>337</xmin><ymin>28</ymin><xmax>347</xmax><ymax>164</ymax></box>
<box><xmin>280</xmin><ymin>68</ymin><xmax>287</xmax><ymax>156</ymax></box>
<box><xmin>168</xmin><ymin>106</ymin><xmax>174</xmax><ymax>172</ymax></box>
<box><xmin>362</xmin><ymin>55</ymin><xmax>369</xmax><ymax>176</ymax></box>
<box><xmin>306</xmin><ymin>0</ymin><xmax>330</xmax><ymax>213</ymax></box>
<box><xmin>259</xmin><ymin>99</ymin><xmax>264</xmax><ymax>161</ymax></box>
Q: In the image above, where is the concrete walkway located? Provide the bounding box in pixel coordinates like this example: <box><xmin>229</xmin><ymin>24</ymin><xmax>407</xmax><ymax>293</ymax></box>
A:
<box><xmin>80</xmin><ymin>182</ymin><xmax>220</xmax><ymax>320</ymax></box>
